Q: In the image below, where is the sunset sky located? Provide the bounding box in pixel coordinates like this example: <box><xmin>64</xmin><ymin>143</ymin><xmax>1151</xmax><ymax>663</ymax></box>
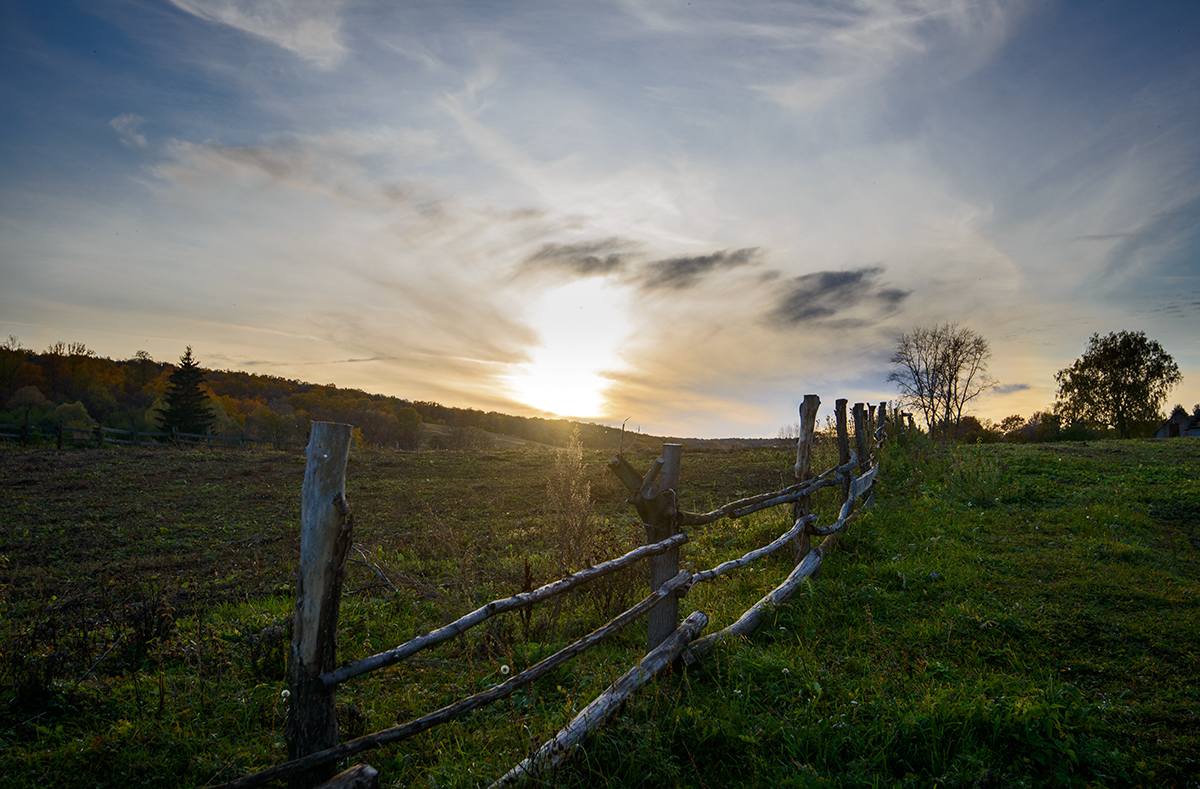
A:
<box><xmin>2</xmin><ymin>0</ymin><xmax>1198</xmax><ymax>437</ymax></box>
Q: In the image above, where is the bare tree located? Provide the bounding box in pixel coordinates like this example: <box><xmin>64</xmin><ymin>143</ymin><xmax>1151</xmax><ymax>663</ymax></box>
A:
<box><xmin>888</xmin><ymin>323</ymin><xmax>995</xmax><ymax>440</ymax></box>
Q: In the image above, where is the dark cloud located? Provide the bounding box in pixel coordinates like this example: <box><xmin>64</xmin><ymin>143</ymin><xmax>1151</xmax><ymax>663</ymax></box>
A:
<box><xmin>522</xmin><ymin>238</ymin><xmax>633</xmax><ymax>276</ymax></box>
<box><xmin>766</xmin><ymin>266</ymin><xmax>910</xmax><ymax>327</ymax></box>
<box><xmin>993</xmin><ymin>383</ymin><xmax>1032</xmax><ymax>395</ymax></box>
<box><xmin>641</xmin><ymin>247</ymin><xmax>762</xmax><ymax>290</ymax></box>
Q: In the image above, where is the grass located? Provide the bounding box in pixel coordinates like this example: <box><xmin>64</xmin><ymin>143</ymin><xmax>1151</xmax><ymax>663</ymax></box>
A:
<box><xmin>1</xmin><ymin>435</ymin><xmax>1197</xmax><ymax>788</ymax></box>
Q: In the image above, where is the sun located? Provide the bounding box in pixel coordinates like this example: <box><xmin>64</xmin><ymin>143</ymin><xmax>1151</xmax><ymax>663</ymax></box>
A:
<box><xmin>505</xmin><ymin>279</ymin><xmax>626</xmax><ymax>419</ymax></box>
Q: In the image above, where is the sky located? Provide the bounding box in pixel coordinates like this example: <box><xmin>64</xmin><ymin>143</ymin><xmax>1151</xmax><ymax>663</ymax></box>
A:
<box><xmin>2</xmin><ymin>0</ymin><xmax>1198</xmax><ymax>438</ymax></box>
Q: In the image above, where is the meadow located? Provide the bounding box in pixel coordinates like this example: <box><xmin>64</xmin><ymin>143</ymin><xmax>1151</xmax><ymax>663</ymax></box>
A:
<box><xmin>0</xmin><ymin>433</ymin><xmax>1197</xmax><ymax>788</ymax></box>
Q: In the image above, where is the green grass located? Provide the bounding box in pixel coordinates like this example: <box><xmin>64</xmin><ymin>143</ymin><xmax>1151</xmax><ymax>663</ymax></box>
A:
<box><xmin>1</xmin><ymin>437</ymin><xmax>1197</xmax><ymax>787</ymax></box>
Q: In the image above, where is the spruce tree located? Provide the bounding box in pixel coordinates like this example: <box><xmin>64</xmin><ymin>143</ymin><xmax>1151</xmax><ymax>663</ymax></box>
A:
<box><xmin>159</xmin><ymin>347</ymin><xmax>214</xmax><ymax>435</ymax></box>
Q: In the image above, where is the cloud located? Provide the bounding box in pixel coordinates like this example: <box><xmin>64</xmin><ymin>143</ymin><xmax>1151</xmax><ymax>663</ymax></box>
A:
<box><xmin>618</xmin><ymin>0</ymin><xmax>1024</xmax><ymax>113</ymax></box>
<box><xmin>522</xmin><ymin>238</ymin><xmax>635</xmax><ymax>277</ymax></box>
<box><xmin>153</xmin><ymin>129</ymin><xmax>444</xmax><ymax>212</ymax></box>
<box><xmin>640</xmin><ymin>247</ymin><xmax>761</xmax><ymax>290</ymax></box>
<box><xmin>766</xmin><ymin>266</ymin><xmax>910</xmax><ymax>327</ymax></box>
<box><xmin>168</xmin><ymin>0</ymin><xmax>347</xmax><ymax>68</ymax></box>
<box><xmin>993</xmin><ymin>383</ymin><xmax>1031</xmax><ymax>395</ymax></box>
<box><xmin>109</xmin><ymin>114</ymin><xmax>147</xmax><ymax>148</ymax></box>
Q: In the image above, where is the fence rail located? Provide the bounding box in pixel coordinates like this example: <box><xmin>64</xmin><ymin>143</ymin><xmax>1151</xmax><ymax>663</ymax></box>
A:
<box><xmin>209</xmin><ymin>396</ymin><xmax>893</xmax><ymax>789</ymax></box>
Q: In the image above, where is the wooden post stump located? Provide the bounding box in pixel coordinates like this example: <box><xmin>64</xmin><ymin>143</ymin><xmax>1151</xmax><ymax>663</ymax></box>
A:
<box><xmin>608</xmin><ymin>443</ymin><xmax>683</xmax><ymax>652</ymax></box>
<box><xmin>835</xmin><ymin>400</ymin><xmax>851</xmax><ymax>502</ymax></box>
<box><xmin>853</xmin><ymin>403</ymin><xmax>868</xmax><ymax>476</ymax></box>
<box><xmin>792</xmin><ymin>394</ymin><xmax>820</xmax><ymax>564</ymax></box>
<box><xmin>646</xmin><ymin>444</ymin><xmax>682</xmax><ymax>652</ymax></box>
<box><xmin>288</xmin><ymin>422</ymin><xmax>355</xmax><ymax>789</ymax></box>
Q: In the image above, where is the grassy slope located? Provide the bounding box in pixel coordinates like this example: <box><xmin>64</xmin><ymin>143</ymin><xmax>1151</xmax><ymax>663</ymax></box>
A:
<box><xmin>0</xmin><ymin>438</ymin><xmax>1197</xmax><ymax>788</ymax></box>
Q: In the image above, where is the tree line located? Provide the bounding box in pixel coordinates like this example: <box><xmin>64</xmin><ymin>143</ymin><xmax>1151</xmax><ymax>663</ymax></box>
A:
<box><xmin>888</xmin><ymin>324</ymin><xmax>1190</xmax><ymax>442</ymax></box>
<box><xmin>0</xmin><ymin>338</ymin><xmax>636</xmax><ymax>450</ymax></box>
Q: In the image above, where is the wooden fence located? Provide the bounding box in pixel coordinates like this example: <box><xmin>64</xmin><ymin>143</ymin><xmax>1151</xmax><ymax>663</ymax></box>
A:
<box><xmin>209</xmin><ymin>396</ymin><xmax>891</xmax><ymax>789</ymax></box>
<box><xmin>0</xmin><ymin>419</ymin><xmax>302</xmax><ymax>450</ymax></box>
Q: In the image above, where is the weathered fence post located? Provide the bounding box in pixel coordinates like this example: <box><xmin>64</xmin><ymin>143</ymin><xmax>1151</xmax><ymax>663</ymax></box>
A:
<box><xmin>288</xmin><ymin>422</ymin><xmax>355</xmax><ymax>789</ymax></box>
<box><xmin>792</xmin><ymin>394</ymin><xmax>820</xmax><ymax>564</ymax></box>
<box><xmin>853</xmin><ymin>403</ymin><xmax>868</xmax><ymax>477</ymax></box>
<box><xmin>129</xmin><ymin>415</ymin><xmax>141</xmax><ymax>448</ymax></box>
<box><xmin>646</xmin><ymin>443</ymin><xmax>682</xmax><ymax>652</ymax></box>
<box><xmin>835</xmin><ymin>400</ymin><xmax>850</xmax><ymax>502</ymax></box>
<box><xmin>607</xmin><ymin>443</ymin><xmax>684</xmax><ymax>652</ymax></box>
<box><xmin>56</xmin><ymin>421</ymin><xmax>63</xmax><ymax>451</ymax></box>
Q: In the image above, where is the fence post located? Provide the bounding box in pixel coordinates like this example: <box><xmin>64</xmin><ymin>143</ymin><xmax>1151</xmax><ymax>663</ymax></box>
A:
<box><xmin>287</xmin><ymin>422</ymin><xmax>355</xmax><ymax>788</ymax></box>
<box><xmin>853</xmin><ymin>403</ymin><xmax>868</xmax><ymax>477</ymax></box>
<box><xmin>836</xmin><ymin>400</ymin><xmax>850</xmax><ymax>502</ymax></box>
<box><xmin>129</xmin><ymin>416</ymin><xmax>141</xmax><ymax>448</ymax></box>
<box><xmin>95</xmin><ymin>424</ymin><xmax>105</xmax><ymax>448</ymax></box>
<box><xmin>21</xmin><ymin>408</ymin><xmax>30</xmax><ymax>448</ymax></box>
<box><xmin>606</xmin><ymin>443</ymin><xmax>684</xmax><ymax>653</ymax></box>
<box><xmin>792</xmin><ymin>394</ymin><xmax>820</xmax><ymax>564</ymax></box>
<box><xmin>57</xmin><ymin>421</ymin><xmax>63</xmax><ymax>451</ymax></box>
<box><xmin>644</xmin><ymin>443</ymin><xmax>683</xmax><ymax>652</ymax></box>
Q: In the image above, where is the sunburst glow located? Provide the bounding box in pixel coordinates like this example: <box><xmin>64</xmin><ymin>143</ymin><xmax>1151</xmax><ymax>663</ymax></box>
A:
<box><xmin>506</xmin><ymin>279</ymin><xmax>627</xmax><ymax>419</ymax></box>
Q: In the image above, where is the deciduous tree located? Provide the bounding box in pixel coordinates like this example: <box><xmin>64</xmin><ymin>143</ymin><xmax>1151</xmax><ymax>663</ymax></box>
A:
<box><xmin>1055</xmin><ymin>330</ymin><xmax>1181</xmax><ymax>437</ymax></box>
<box><xmin>888</xmin><ymin>323</ymin><xmax>995</xmax><ymax>440</ymax></box>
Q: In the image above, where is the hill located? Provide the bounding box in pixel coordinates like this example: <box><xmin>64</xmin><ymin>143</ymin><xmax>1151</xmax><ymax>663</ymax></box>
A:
<box><xmin>0</xmin><ymin>340</ymin><xmax>682</xmax><ymax>452</ymax></box>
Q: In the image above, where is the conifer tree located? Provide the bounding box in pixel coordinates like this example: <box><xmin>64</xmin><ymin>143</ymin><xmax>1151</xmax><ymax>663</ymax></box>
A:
<box><xmin>159</xmin><ymin>347</ymin><xmax>214</xmax><ymax>435</ymax></box>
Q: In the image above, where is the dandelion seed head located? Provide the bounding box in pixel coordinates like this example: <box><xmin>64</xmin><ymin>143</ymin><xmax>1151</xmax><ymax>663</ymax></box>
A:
<box><xmin>281</xmin><ymin>689</ymin><xmax>290</xmax><ymax>699</ymax></box>
<box><xmin>500</xmin><ymin>665</ymin><xmax>511</xmax><ymax>675</ymax></box>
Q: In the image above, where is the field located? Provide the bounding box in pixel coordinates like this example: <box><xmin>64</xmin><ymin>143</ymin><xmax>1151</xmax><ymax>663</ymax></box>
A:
<box><xmin>1</xmin><ymin>435</ymin><xmax>1198</xmax><ymax>788</ymax></box>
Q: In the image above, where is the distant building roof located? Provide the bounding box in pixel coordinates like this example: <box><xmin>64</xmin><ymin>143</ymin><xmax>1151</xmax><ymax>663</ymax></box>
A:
<box><xmin>1155</xmin><ymin>410</ymin><xmax>1200</xmax><ymax>438</ymax></box>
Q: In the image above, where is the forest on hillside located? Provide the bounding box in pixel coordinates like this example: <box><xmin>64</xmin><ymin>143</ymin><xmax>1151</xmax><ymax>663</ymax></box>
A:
<box><xmin>0</xmin><ymin>339</ymin><xmax>642</xmax><ymax>450</ymax></box>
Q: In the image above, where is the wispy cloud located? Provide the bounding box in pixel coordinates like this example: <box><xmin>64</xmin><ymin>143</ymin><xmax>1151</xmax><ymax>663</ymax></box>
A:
<box><xmin>109</xmin><ymin>114</ymin><xmax>147</xmax><ymax>148</ymax></box>
<box><xmin>620</xmin><ymin>0</ymin><xmax>1025</xmax><ymax>112</ymax></box>
<box><xmin>168</xmin><ymin>0</ymin><xmax>347</xmax><ymax>68</ymax></box>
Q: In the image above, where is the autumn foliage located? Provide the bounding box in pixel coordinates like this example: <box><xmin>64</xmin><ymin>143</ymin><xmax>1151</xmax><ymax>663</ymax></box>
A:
<box><xmin>0</xmin><ymin>337</ymin><xmax>634</xmax><ymax>449</ymax></box>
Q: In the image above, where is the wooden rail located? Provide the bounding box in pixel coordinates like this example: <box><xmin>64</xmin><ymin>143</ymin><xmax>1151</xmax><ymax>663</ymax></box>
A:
<box><xmin>206</xmin><ymin>397</ymin><xmax>891</xmax><ymax>789</ymax></box>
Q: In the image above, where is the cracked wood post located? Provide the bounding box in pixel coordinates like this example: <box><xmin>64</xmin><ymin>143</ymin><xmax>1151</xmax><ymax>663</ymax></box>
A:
<box><xmin>288</xmin><ymin>422</ymin><xmax>355</xmax><ymax>789</ymax></box>
<box><xmin>645</xmin><ymin>443</ymin><xmax>682</xmax><ymax>652</ymax></box>
<box><xmin>836</xmin><ymin>400</ymin><xmax>851</xmax><ymax>503</ymax></box>
<box><xmin>792</xmin><ymin>394</ymin><xmax>820</xmax><ymax>564</ymax></box>
<box><xmin>607</xmin><ymin>443</ymin><xmax>683</xmax><ymax>653</ymax></box>
<box><xmin>853</xmin><ymin>403</ymin><xmax>868</xmax><ymax>477</ymax></box>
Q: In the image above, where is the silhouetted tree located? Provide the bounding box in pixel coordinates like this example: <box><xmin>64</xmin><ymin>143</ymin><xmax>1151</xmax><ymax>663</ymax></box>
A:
<box><xmin>158</xmin><ymin>347</ymin><xmax>214</xmax><ymax>435</ymax></box>
<box><xmin>888</xmin><ymin>323</ymin><xmax>995</xmax><ymax>441</ymax></box>
<box><xmin>1055</xmin><ymin>331</ymin><xmax>1181</xmax><ymax>438</ymax></box>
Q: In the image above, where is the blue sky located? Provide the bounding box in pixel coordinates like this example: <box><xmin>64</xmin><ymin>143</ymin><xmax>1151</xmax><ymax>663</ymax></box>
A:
<box><xmin>2</xmin><ymin>0</ymin><xmax>1198</xmax><ymax>437</ymax></box>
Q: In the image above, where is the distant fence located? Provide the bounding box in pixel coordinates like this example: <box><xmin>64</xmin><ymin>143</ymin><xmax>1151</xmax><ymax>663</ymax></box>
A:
<box><xmin>209</xmin><ymin>396</ymin><xmax>891</xmax><ymax>789</ymax></box>
<box><xmin>0</xmin><ymin>419</ymin><xmax>303</xmax><ymax>450</ymax></box>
